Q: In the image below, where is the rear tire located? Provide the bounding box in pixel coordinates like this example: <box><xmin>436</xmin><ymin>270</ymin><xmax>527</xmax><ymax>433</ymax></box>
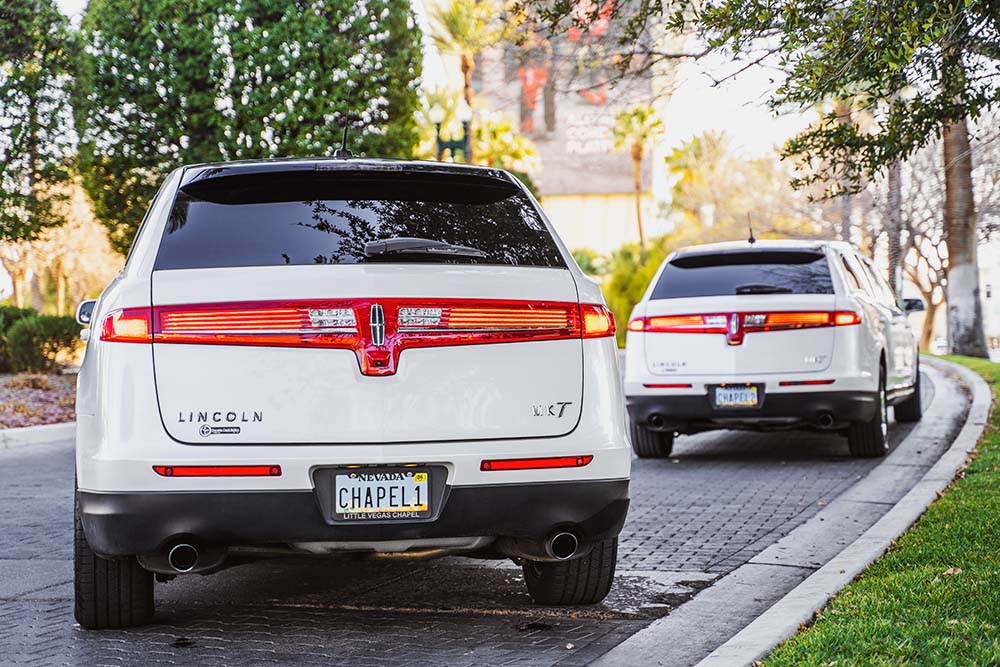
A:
<box><xmin>847</xmin><ymin>367</ymin><xmax>888</xmax><ymax>458</ymax></box>
<box><xmin>74</xmin><ymin>497</ymin><xmax>154</xmax><ymax>629</ymax></box>
<box><xmin>630</xmin><ymin>423</ymin><xmax>674</xmax><ymax>458</ymax></box>
<box><xmin>894</xmin><ymin>364</ymin><xmax>923</xmax><ymax>423</ymax></box>
<box><xmin>523</xmin><ymin>538</ymin><xmax>617</xmax><ymax>605</ymax></box>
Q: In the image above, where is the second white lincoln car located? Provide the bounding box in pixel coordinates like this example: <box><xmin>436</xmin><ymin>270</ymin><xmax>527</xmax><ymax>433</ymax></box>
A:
<box><xmin>73</xmin><ymin>158</ymin><xmax>629</xmax><ymax>628</ymax></box>
<box><xmin>624</xmin><ymin>240</ymin><xmax>923</xmax><ymax>459</ymax></box>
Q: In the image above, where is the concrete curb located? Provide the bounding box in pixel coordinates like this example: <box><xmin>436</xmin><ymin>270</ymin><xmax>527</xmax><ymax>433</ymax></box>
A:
<box><xmin>693</xmin><ymin>357</ymin><xmax>992</xmax><ymax>667</ymax></box>
<box><xmin>0</xmin><ymin>422</ymin><xmax>75</xmax><ymax>450</ymax></box>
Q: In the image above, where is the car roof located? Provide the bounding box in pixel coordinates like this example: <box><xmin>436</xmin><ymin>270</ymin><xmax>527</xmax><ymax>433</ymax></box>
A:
<box><xmin>672</xmin><ymin>239</ymin><xmax>851</xmax><ymax>258</ymax></box>
<box><xmin>178</xmin><ymin>156</ymin><xmax>516</xmax><ymax>188</ymax></box>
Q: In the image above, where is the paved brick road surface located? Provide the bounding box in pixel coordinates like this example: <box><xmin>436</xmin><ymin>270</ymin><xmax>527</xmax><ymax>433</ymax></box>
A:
<box><xmin>0</xmin><ymin>376</ymin><xmax>935</xmax><ymax>666</ymax></box>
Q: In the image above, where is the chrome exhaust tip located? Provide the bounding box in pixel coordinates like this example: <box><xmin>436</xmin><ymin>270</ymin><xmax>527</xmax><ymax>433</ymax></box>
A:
<box><xmin>167</xmin><ymin>543</ymin><xmax>199</xmax><ymax>573</ymax></box>
<box><xmin>545</xmin><ymin>532</ymin><xmax>579</xmax><ymax>561</ymax></box>
<box><xmin>648</xmin><ymin>414</ymin><xmax>667</xmax><ymax>429</ymax></box>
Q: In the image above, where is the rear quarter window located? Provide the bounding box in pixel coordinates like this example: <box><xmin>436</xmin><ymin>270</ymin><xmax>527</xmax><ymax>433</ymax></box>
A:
<box><xmin>651</xmin><ymin>250</ymin><xmax>835</xmax><ymax>299</ymax></box>
<box><xmin>154</xmin><ymin>171</ymin><xmax>565</xmax><ymax>270</ymax></box>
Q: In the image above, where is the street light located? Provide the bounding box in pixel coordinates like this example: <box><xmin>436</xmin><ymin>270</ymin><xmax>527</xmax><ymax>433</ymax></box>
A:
<box><xmin>431</xmin><ymin>100</ymin><xmax>472</xmax><ymax>162</ymax></box>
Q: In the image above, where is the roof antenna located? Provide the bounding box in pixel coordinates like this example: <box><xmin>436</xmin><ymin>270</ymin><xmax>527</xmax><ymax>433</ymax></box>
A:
<box><xmin>334</xmin><ymin>86</ymin><xmax>354</xmax><ymax>158</ymax></box>
<box><xmin>747</xmin><ymin>214</ymin><xmax>756</xmax><ymax>245</ymax></box>
<box><xmin>334</xmin><ymin>120</ymin><xmax>353</xmax><ymax>159</ymax></box>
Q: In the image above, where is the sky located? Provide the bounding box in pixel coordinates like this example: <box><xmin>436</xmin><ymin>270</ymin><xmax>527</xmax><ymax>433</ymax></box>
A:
<box><xmin>663</xmin><ymin>51</ymin><xmax>813</xmax><ymax>157</ymax></box>
<box><xmin>56</xmin><ymin>0</ymin><xmax>85</xmax><ymax>23</ymax></box>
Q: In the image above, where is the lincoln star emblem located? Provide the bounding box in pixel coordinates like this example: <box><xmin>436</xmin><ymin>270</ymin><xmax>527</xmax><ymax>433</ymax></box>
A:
<box><xmin>728</xmin><ymin>313</ymin><xmax>739</xmax><ymax>335</ymax></box>
<box><xmin>370</xmin><ymin>303</ymin><xmax>386</xmax><ymax>346</ymax></box>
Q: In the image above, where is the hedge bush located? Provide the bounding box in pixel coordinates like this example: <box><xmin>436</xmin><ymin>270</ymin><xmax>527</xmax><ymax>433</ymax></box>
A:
<box><xmin>0</xmin><ymin>306</ymin><xmax>37</xmax><ymax>371</ymax></box>
<box><xmin>6</xmin><ymin>315</ymin><xmax>81</xmax><ymax>372</ymax></box>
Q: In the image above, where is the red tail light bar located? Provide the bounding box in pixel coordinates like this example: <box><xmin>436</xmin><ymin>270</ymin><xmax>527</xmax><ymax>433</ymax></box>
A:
<box><xmin>628</xmin><ymin>311</ymin><xmax>861</xmax><ymax>345</ymax></box>
<box><xmin>99</xmin><ymin>299</ymin><xmax>615</xmax><ymax>375</ymax></box>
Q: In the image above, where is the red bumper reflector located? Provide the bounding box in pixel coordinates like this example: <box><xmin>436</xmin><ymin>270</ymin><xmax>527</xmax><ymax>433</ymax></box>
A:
<box><xmin>153</xmin><ymin>465</ymin><xmax>282</xmax><ymax>477</ymax></box>
<box><xmin>779</xmin><ymin>379</ymin><xmax>836</xmax><ymax>386</ymax></box>
<box><xmin>643</xmin><ymin>383</ymin><xmax>693</xmax><ymax>389</ymax></box>
<box><xmin>480</xmin><ymin>455</ymin><xmax>593</xmax><ymax>472</ymax></box>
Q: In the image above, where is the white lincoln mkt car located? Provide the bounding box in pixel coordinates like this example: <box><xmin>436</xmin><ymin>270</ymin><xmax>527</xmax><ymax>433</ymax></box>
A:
<box><xmin>74</xmin><ymin>159</ymin><xmax>630</xmax><ymax>628</ymax></box>
<box><xmin>624</xmin><ymin>240</ymin><xmax>923</xmax><ymax>459</ymax></box>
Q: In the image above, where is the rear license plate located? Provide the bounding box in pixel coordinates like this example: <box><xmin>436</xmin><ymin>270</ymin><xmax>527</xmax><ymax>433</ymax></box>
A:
<box><xmin>334</xmin><ymin>468</ymin><xmax>430</xmax><ymax>520</ymax></box>
<box><xmin>714</xmin><ymin>385</ymin><xmax>760</xmax><ymax>408</ymax></box>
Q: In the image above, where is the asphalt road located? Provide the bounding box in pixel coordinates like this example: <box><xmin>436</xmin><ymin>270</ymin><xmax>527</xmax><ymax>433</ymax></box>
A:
<box><xmin>0</xmin><ymin>371</ymin><xmax>949</xmax><ymax>666</ymax></box>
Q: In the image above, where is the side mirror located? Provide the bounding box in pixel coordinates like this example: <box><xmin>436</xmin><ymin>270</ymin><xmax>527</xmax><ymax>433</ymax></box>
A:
<box><xmin>76</xmin><ymin>300</ymin><xmax>97</xmax><ymax>326</ymax></box>
<box><xmin>901</xmin><ymin>298</ymin><xmax>926</xmax><ymax>313</ymax></box>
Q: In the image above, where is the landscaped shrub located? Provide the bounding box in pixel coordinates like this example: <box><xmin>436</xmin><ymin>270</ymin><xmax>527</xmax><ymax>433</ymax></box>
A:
<box><xmin>0</xmin><ymin>306</ymin><xmax>36</xmax><ymax>372</ymax></box>
<box><xmin>4</xmin><ymin>374</ymin><xmax>53</xmax><ymax>391</ymax></box>
<box><xmin>6</xmin><ymin>315</ymin><xmax>82</xmax><ymax>372</ymax></box>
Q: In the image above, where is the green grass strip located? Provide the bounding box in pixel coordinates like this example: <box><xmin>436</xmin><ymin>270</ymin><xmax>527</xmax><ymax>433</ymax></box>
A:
<box><xmin>763</xmin><ymin>356</ymin><xmax>1000</xmax><ymax>667</ymax></box>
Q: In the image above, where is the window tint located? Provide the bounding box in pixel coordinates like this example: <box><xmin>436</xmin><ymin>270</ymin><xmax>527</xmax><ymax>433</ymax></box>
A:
<box><xmin>650</xmin><ymin>250</ymin><xmax>835</xmax><ymax>299</ymax></box>
<box><xmin>154</xmin><ymin>172</ymin><xmax>565</xmax><ymax>270</ymax></box>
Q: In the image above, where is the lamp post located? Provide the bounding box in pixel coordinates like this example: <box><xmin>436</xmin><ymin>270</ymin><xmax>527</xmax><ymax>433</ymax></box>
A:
<box><xmin>429</xmin><ymin>100</ymin><xmax>472</xmax><ymax>162</ymax></box>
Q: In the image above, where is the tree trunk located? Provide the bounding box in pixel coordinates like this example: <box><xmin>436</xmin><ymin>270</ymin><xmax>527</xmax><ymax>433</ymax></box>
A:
<box><xmin>839</xmin><ymin>194</ymin><xmax>852</xmax><ymax>243</ymax></box>
<box><xmin>12</xmin><ymin>274</ymin><xmax>25</xmax><ymax>309</ymax></box>
<box><xmin>543</xmin><ymin>54</ymin><xmax>556</xmax><ymax>133</ymax></box>
<box><xmin>942</xmin><ymin>117</ymin><xmax>989</xmax><ymax>357</ymax></box>
<box><xmin>919</xmin><ymin>298</ymin><xmax>939</xmax><ymax>353</ymax></box>
<box><xmin>56</xmin><ymin>262</ymin><xmax>67</xmax><ymax>316</ymax></box>
<box><xmin>461</xmin><ymin>52</ymin><xmax>475</xmax><ymax>163</ymax></box>
<box><xmin>631</xmin><ymin>144</ymin><xmax>646</xmax><ymax>256</ymax></box>
<box><xmin>834</xmin><ymin>99</ymin><xmax>853</xmax><ymax>242</ymax></box>
<box><xmin>632</xmin><ymin>144</ymin><xmax>646</xmax><ymax>260</ymax></box>
<box><xmin>886</xmin><ymin>160</ymin><xmax>902</xmax><ymax>298</ymax></box>
<box><xmin>28</xmin><ymin>271</ymin><xmax>45</xmax><ymax>312</ymax></box>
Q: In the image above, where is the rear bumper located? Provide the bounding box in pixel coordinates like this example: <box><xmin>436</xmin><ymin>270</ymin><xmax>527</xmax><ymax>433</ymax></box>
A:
<box><xmin>78</xmin><ymin>479</ymin><xmax>630</xmax><ymax>557</ymax></box>
<box><xmin>627</xmin><ymin>390</ymin><xmax>878</xmax><ymax>432</ymax></box>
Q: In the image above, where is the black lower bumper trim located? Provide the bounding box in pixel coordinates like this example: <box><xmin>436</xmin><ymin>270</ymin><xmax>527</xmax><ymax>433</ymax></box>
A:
<box><xmin>627</xmin><ymin>390</ymin><xmax>878</xmax><ymax>432</ymax></box>
<box><xmin>78</xmin><ymin>480</ymin><xmax>629</xmax><ymax>557</ymax></box>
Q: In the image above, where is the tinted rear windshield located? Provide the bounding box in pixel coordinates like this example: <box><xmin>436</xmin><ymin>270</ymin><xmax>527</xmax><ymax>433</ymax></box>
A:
<box><xmin>651</xmin><ymin>250</ymin><xmax>834</xmax><ymax>299</ymax></box>
<box><xmin>154</xmin><ymin>172</ymin><xmax>565</xmax><ymax>270</ymax></box>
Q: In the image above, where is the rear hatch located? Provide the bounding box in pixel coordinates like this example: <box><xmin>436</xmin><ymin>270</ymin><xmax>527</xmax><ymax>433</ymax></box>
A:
<box><xmin>149</xmin><ymin>167</ymin><xmax>584</xmax><ymax>444</ymax></box>
<box><xmin>640</xmin><ymin>248</ymin><xmax>840</xmax><ymax>376</ymax></box>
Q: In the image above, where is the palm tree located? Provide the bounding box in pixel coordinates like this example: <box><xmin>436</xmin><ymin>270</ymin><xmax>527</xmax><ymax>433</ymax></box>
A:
<box><xmin>613</xmin><ymin>106</ymin><xmax>664</xmax><ymax>255</ymax></box>
<box><xmin>430</xmin><ymin>0</ymin><xmax>507</xmax><ymax>161</ymax></box>
<box><xmin>665</xmin><ymin>130</ymin><xmax>731</xmax><ymax>227</ymax></box>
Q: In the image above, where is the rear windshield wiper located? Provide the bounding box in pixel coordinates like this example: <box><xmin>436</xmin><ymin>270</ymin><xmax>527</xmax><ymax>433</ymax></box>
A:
<box><xmin>364</xmin><ymin>237</ymin><xmax>486</xmax><ymax>260</ymax></box>
<box><xmin>735</xmin><ymin>283</ymin><xmax>793</xmax><ymax>294</ymax></box>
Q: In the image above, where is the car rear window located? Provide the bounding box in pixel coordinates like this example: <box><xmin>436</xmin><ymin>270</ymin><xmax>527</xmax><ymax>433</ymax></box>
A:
<box><xmin>153</xmin><ymin>171</ymin><xmax>566</xmax><ymax>270</ymax></box>
<box><xmin>650</xmin><ymin>250</ymin><xmax>835</xmax><ymax>299</ymax></box>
